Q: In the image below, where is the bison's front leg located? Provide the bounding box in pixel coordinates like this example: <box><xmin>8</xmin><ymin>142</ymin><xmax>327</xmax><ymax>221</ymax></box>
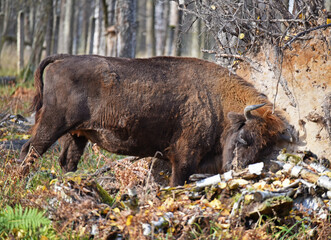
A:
<box><xmin>58</xmin><ymin>133</ymin><xmax>88</xmax><ymax>172</ymax></box>
<box><xmin>170</xmin><ymin>158</ymin><xmax>198</xmax><ymax>186</ymax></box>
<box><xmin>167</xmin><ymin>138</ymin><xmax>203</xmax><ymax>186</ymax></box>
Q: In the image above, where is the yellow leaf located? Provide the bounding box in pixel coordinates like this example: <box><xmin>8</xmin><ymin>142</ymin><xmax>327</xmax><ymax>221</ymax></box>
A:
<box><xmin>40</xmin><ymin>236</ymin><xmax>48</xmax><ymax>240</ymax></box>
<box><xmin>202</xmin><ymin>199</ymin><xmax>209</xmax><ymax>205</ymax></box>
<box><xmin>155</xmin><ymin>211</ymin><xmax>163</xmax><ymax>216</ymax></box>
<box><xmin>244</xmin><ymin>194</ymin><xmax>254</xmax><ymax>203</ymax></box>
<box><xmin>21</xmin><ymin>134</ymin><xmax>30</xmax><ymax>140</ymax></box>
<box><xmin>295</xmin><ymin>216</ymin><xmax>302</xmax><ymax>221</ymax></box>
<box><xmin>161</xmin><ymin>197</ymin><xmax>175</xmax><ymax>211</ymax></box>
<box><xmin>233</xmin><ymin>60</ymin><xmax>240</xmax><ymax>65</ymax></box>
<box><xmin>102</xmin><ymin>207</ymin><xmax>110</xmax><ymax>215</ymax></box>
<box><xmin>126</xmin><ymin>215</ymin><xmax>133</xmax><ymax>226</ymax></box>
<box><xmin>78</xmin><ymin>226</ymin><xmax>87</xmax><ymax>237</ymax></box>
<box><xmin>50</xmin><ymin>179</ymin><xmax>58</xmax><ymax>185</ymax></box>
<box><xmin>220</xmin><ymin>209</ymin><xmax>230</xmax><ymax>216</ymax></box>
<box><xmin>210</xmin><ymin>198</ymin><xmax>222</xmax><ymax>210</ymax></box>
<box><xmin>73</xmin><ymin>176</ymin><xmax>82</xmax><ymax>184</ymax></box>
<box><xmin>298</xmin><ymin>13</ymin><xmax>303</xmax><ymax>19</ymax></box>
<box><xmin>239</xmin><ymin>33</ymin><xmax>245</xmax><ymax>39</ymax></box>
<box><xmin>284</xmin><ymin>35</ymin><xmax>290</xmax><ymax>41</ymax></box>
<box><xmin>228</xmin><ymin>179</ymin><xmax>249</xmax><ymax>189</ymax></box>
<box><xmin>218</xmin><ymin>182</ymin><xmax>227</xmax><ymax>189</ymax></box>
<box><xmin>210</xmin><ymin>5</ymin><xmax>216</xmax><ymax>10</ymax></box>
<box><xmin>219</xmin><ymin>223</ymin><xmax>230</xmax><ymax>228</ymax></box>
<box><xmin>113</xmin><ymin>207</ymin><xmax>120</xmax><ymax>214</ymax></box>
<box><xmin>253</xmin><ymin>181</ymin><xmax>266</xmax><ymax>190</ymax></box>
<box><xmin>327</xmin><ymin>18</ymin><xmax>331</xmax><ymax>24</ymax></box>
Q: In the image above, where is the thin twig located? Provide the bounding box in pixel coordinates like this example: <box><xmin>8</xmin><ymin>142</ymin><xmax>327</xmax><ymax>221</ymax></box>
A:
<box><xmin>202</xmin><ymin>50</ymin><xmax>262</xmax><ymax>72</ymax></box>
<box><xmin>273</xmin><ymin>48</ymin><xmax>284</xmax><ymax>114</ymax></box>
<box><xmin>284</xmin><ymin>23</ymin><xmax>331</xmax><ymax>50</ymax></box>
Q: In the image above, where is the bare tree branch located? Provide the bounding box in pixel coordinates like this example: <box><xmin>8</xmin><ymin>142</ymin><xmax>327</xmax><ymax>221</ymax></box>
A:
<box><xmin>284</xmin><ymin>23</ymin><xmax>331</xmax><ymax>50</ymax></box>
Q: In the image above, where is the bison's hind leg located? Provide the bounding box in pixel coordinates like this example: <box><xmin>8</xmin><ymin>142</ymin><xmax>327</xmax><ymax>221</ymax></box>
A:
<box><xmin>20</xmin><ymin>116</ymin><xmax>67</xmax><ymax>161</ymax></box>
<box><xmin>58</xmin><ymin>133</ymin><xmax>88</xmax><ymax>172</ymax></box>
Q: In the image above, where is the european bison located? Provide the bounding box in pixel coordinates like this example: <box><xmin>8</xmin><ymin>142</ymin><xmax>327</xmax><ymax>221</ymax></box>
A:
<box><xmin>20</xmin><ymin>54</ymin><xmax>287</xmax><ymax>186</ymax></box>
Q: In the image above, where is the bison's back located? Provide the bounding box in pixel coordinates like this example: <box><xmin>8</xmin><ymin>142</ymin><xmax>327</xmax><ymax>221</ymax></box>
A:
<box><xmin>42</xmin><ymin>56</ymin><xmax>225</xmax><ymax>157</ymax></box>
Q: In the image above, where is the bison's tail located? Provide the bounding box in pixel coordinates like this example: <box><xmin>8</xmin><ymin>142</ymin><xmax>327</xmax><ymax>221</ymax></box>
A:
<box><xmin>32</xmin><ymin>54</ymin><xmax>71</xmax><ymax>115</ymax></box>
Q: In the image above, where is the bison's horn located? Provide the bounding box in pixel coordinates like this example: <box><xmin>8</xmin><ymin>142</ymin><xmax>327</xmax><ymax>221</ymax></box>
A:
<box><xmin>244</xmin><ymin>103</ymin><xmax>266</xmax><ymax>120</ymax></box>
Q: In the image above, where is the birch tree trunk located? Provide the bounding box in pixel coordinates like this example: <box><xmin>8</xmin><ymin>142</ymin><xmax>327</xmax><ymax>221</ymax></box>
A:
<box><xmin>72</xmin><ymin>0</ymin><xmax>83</xmax><ymax>54</ymax></box>
<box><xmin>105</xmin><ymin>0</ymin><xmax>117</xmax><ymax>56</ymax></box>
<box><xmin>63</xmin><ymin>0</ymin><xmax>75</xmax><ymax>54</ymax></box>
<box><xmin>23</xmin><ymin>1</ymin><xmax>48</xmax><ymax>82</ymax></box>
<box><xmin>135</xmin><ymin>0</ymin><xmax>146</xmax><ymax>57</ymax></box>
<box><xmin>50</xmin><ymin>0</ymin><xmax>60</xmax><ymax>54</ymax></box>
<box><xmin>154</xmin><ymin>0</ymin><xmax>168</xmax><ymax>56</ymax></box>
<box><xmin>0</xmin><ymin>2</ymin><xmax>5</xmax><ymax>46</ymax></box>
<box><xmin>166</xmin><ymin>2</ymin><xmax>178</xmax><ymax>56</ymax></box>
<box><xmin>52</xmin><ymin>14</ymin><xmax>60</xmax><ymax>54</ymax></box>
<box><xmin>45</xmin><ymin>0</ymin><xmax>54</xmax><ymax>56</ymax></box>
<box><xmin>326</xmin><ymin>0</ymin><xmax>331</xmax><ymax>14</ymax></box>
<box><xmin>0</xmin><ymin>0</ymin><xmax>11</xmax><ymax>62</ymax></box>
<box><xmin>80</xmin><ymin>0</ymin><xmax>92</xmax><ymax>53</ymax></box>
<box><xmin>189</xmin><ymin>19</ymin><xmax>201</xmax><ymax>58</ymax></box>
<box><xmin>93</xmin><ymin>0</ymin><xmax>100</xmax><ymax>54</ymax></box>
<box><xmin>116</xmin><ymin>0</ymin><xmax>137</xmax><ymax>58</ymax></box>
<box><xmin>87</xmin><ymin>16</ymin><xmax>96</xmax><ymax>54</ymax></box>
<box><xmin>17</xmin><ymin>10</ymin><xmax>24</xmax><ymax>73</ymax></box>
<box><xmin>145</xmin><ymin>0</ymin><xmax>155</xmax><ymax>57</ymax></box>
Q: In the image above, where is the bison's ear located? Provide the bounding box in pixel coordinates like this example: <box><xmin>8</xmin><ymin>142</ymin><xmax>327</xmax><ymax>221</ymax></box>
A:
<box><xmin>227</xmin><ymin>112</ymin><xmax>246</xmax><ymax>125</ymax></box>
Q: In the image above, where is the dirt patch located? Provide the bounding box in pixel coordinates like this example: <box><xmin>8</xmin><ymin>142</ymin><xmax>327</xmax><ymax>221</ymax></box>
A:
<box><xmin>236</xmin><ymin>29</ymin><xmax>331</xmax><ymax>160</ymax></box>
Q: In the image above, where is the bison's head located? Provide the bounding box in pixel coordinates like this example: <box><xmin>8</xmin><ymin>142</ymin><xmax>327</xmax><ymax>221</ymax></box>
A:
<box><xmin>222</xmin><ymin>103</ymin><xmax>285</xmax><ymax>171</ymax></box>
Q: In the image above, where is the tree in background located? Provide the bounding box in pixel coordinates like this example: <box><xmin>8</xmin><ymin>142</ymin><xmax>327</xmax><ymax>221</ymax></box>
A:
<box><xmin>176</xmin><ymin>0</ymin><xmax>329</xmax><ymax>68</ymax></box>
<box><xmin>115</xmin><ymin>0</ymin><xmax>136</xmax><ymax>58</ymax></box>
<box><xmin>0</xmin><ymin>0</ymin><xmax>330</xmax><ymax>79</ymax></box>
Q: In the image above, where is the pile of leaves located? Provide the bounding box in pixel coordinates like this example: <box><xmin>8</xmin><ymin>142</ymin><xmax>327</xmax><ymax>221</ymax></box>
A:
<box><xmin>2</xmin><ymin>146</ymin><xmax>330</xmax><ymax>239</ymax></box>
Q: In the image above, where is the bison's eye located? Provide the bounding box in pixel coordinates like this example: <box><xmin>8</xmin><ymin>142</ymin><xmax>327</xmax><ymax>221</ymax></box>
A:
<box><xmin>237</xmin><ymin>129</ymin><xmax>248</xmax><ymax>146</ymax></box>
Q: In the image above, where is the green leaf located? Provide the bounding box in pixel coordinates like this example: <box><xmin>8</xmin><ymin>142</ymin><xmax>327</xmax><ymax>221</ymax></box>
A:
<box><xmin>0</xmin><ymin>204</ymin><xmax>50</xmax><ymax>234</ymax></box>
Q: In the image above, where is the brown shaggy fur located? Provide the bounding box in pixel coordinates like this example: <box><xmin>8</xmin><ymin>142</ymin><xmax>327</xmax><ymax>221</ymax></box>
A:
<box><xmin>20</xmin><ymin>55</ymin><xmax>286</xmax><ymax>186</ymax></box>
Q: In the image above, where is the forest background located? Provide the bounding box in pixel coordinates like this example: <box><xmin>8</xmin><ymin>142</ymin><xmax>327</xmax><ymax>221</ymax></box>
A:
<box><xmin>1</xmin><ymin>0</ymin><xmax>329</xmax><ymax>73</ymax></box>
<box><xmin>0</xmin><ymin>1</ymin><xmax>331</xmax><ymax>239</ymax></box>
